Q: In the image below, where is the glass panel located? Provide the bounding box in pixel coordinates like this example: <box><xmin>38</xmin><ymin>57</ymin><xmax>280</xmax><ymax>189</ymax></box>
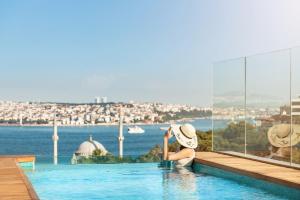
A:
<box><xmin>213</xmin><ymin>58</ymin><xmax>245</xmax><ymax>153</ymax></box>
<box><xmin>246</xmin><ymin>50</ymin><xmax>291</xmax><ymax>163</ymax></box>
<box><xmin>291</xmin><ymin>47</ymin><xmax>300</xmax><ymax>165</ymax></box>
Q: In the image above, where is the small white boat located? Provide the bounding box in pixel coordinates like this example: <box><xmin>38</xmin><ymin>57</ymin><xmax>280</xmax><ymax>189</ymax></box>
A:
<box><xmin>160</xmin><ymin>127</ymin><xmax>169</xmax><ymax>131</ymax></box>
<box><xmin>128</xmin><ymin>126</ymin><xmax>145</xmax><ymax>134</ymax></box>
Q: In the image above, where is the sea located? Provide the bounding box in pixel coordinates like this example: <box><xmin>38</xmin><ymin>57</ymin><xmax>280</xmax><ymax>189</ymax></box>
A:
<box><xmin>0</xmin><ymin>119</ymin><xmax>227</xmax><ymax>163</ymax></box>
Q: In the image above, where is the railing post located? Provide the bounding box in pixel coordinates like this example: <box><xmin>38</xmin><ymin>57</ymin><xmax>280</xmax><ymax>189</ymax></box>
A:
<box><xmin>212</xmin><ymin>63</ymin><xmax>214</xmax><ymax>152</ymax></box>
<box><xmin>244</xmin><ymin>56</ymin><xmax>247</xmax><ymax>156</ymax></box>
<box><xmin>289</xmin><ymin>48</ymin><xmax>292</xmax><ymax>166</ymax></box>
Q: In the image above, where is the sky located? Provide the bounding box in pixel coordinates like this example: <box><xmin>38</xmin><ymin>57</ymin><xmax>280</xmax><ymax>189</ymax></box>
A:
<box><xmin>1</xmin><ymin>0</ymin><xmax>300</xmax><ymax>106</ymax></box>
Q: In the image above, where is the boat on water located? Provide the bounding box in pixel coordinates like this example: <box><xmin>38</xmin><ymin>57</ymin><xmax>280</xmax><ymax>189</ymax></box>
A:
<box><xmin>160</xmin><ymin>127</ymin><xmax>169</xmax><ymax>131</ymax></box>
<box><xmin>128</xmin><ymin>126</ymin><xmax>145</xmax><ymax>134</ymax></box>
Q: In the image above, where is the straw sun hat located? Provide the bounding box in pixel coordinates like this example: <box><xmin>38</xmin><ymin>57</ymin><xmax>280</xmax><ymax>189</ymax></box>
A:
<box><xmin>267</xmin><ymin>124</ymin><xmax>300</xmax><ymax>148</ymax></box>
<box><xmin>171</xmin><ymin>123</ymin><xmax>198</xmax><ymax>149</ymax></box>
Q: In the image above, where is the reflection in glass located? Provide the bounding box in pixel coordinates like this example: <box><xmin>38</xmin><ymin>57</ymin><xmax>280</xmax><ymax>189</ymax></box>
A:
<box><xmin>246</xmin><ymin>50</ymin><xmax>291</xmax><ymax>162</ymax></box>
<box><xmin>291</xmin><ymin>47</ymin><xmax>300</xmax><ymax>165</ymax></box>
<box><xmin>213</xmin><ymin>58</ymin><xmax>245</xmax><ymax>153</ymax></box>
<box><xmin>212</xmin><ymin>47</ymin><xmax>300</xmax><ymax>167</ymax></box>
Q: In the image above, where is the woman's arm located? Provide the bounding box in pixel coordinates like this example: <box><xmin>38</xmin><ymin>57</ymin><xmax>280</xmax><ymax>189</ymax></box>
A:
<box><xmin>168</xmin><ymin>148</ymin><xmax>194</xmax><ymax>161</ymax></box>
<box><xmin>163</xmin><ymin>131</ymin><xmax>169</xmax><ymax>160</ymax></box>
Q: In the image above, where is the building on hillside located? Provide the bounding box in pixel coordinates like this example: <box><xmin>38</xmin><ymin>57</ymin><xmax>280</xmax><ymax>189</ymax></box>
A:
<box><xmin>101</xmin><ymin>97</ymin><xmax>107</xmax><ymax>103</ymax></box>
<box><xmin>95</xmin><ymin>97</ymin><xmax>100</xmax><ymax>104</ymax></box>
<box><xmin>280</xmin><ymin>105</ymin><xmax>291</xmax><ymax>116</ymax></box>
<box><xmin>292</xmin><ymin>96</ymin><xmax>300</xmax><ymax>116</ymax></box>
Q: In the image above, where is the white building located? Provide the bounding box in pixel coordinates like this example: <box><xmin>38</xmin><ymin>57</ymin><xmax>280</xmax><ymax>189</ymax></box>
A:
<box><xmin>292</xmin><ymin>96</ymin><xmax>300</xmax><ymax>116</ymax></box>
<box><xmin>101</xmin><ymin>97</ymin><xmax>107</xmax><ymax>103</ymax></box>
<box><xmin>104</xmin><ymin>116</ymin><xmax>111</xmax><ymax>123</ymax></box>
<box><xmin>75</xmin><ymin>135</ymin><xmax>107</xmax><ymax>157</ymax></box>
<box><xmin>95</xmin><ymin>97</ymin><xmax>100</xmax><ymax>104</ymax></box>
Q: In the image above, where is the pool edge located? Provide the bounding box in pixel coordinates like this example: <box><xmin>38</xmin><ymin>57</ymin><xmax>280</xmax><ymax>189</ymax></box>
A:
<box><xmin>193</xmin><ymin>152</ymin><xmax>300</xmax><ymax>190</ymax></box>
<box><xmin>0</xmin><ymin>155</ymin><xmax>39</xmax><ymax>200</ymax></box>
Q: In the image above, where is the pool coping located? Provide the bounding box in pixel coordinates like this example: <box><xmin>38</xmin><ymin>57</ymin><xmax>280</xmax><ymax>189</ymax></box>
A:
<box><xmin>0</xmin><ymin>155</ymin><xmax>39</xmax><ymax>200</ymax></box>
<box><xmin>217</xmin><ymin>151</ymin><xmax>300</xmax><ymax>170</ymax></box>
<box><xmin>194</xmin><ymin>152</ymin><xmax>300</xmax><ymax>190</ymax></box>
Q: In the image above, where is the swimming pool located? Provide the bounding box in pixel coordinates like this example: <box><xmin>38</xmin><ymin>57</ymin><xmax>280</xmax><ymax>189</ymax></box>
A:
<box><xmin>26</xmin><ymin>163</ymin><xmax>299</xmax><ymax>200</ymax></box>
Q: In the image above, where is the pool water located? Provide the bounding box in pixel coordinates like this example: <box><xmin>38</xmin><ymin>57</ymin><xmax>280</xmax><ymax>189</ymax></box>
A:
<box><xmin>26</xmin><ymin>163</ymin><xmax>296</xmax><ymax>200</ymax></box>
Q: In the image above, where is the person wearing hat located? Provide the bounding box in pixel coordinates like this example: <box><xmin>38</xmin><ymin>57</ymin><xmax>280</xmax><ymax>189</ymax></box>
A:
<box><xmin>163</xmin><ymin>123</ymin><xmax>198</xmax><ymax>167</ymax></box>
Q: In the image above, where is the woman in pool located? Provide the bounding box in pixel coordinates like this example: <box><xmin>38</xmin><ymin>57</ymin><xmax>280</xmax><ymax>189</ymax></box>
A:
<box><xmin>163</xmin><ymin>123</ymin><xmax>198</xmax><ymax>167</ymax></box>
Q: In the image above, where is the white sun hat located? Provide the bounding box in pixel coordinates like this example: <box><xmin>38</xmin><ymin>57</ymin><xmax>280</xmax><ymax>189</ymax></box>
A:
<box><xmin>171</xmin><ymin>123</ymin><xmax>198</xmax><ymax>149</ymax></box>
<box><xmin>267</xmin><ymin>124</ymin><xmax>300</xmax><ymax>148</ymax></box>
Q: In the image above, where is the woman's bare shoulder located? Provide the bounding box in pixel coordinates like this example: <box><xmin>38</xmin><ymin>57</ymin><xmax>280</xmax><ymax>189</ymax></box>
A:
<box><xmin>181</xmin><ymin>148</ymin><xmax>195</xmax><ymax>155</ymax></box>
<box><xmin>168</xmin><ymin>148</ymin><xmax>194</xmax><ymax>160</ymax></box>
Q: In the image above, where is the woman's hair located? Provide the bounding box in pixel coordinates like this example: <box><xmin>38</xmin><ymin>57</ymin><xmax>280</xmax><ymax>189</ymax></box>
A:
<box><xmin>179</xmin><ymin>145</ymin><xmax>186</xmax><ymax>150</ymax></box>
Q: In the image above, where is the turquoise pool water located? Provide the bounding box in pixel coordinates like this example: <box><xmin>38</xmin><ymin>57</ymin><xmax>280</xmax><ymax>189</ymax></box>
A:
<box><xmin>26</xmin><ymin>163</ymin><xmax>299</xmax><ymax>200</ymax></box>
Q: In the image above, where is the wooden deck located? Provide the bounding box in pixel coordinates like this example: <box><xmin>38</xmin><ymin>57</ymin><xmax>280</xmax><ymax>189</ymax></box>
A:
<box><xmin>0</xmin><ymin>155</ymin><xmax>39</xmax><ymax>200</ymax></box>
<box><xmin>194</xmin><ymin>152</ymin><xmax>300</xmax><ymax>190</ymax></box>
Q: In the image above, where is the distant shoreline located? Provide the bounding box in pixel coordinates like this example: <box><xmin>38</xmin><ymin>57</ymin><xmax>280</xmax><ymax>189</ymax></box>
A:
<box><xmin>0</xmin><ymin>117</ymin><xmax>211</xmax><ymax>128</ymax></box>
<box><xmin>0</xmin><ymin>123</ymin><xmax>167</xmax><ymax>128</ymax></box>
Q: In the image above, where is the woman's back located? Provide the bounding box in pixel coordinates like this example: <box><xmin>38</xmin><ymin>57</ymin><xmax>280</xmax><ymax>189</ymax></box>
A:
<box><xmin>175</xmin><ymin>148</ymin><xmax>195</xmax><ymax>167</ymax></box>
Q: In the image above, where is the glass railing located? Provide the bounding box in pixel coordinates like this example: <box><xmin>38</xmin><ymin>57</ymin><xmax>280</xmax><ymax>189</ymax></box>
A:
<box><xmin>213</xmin><ymin>58</ymin><xmax>245</xmax><ymax>153</ymax></box>
<box><xmin>213</xmin><ymin>46</ymin><xmax>300</xmax><ymax>167</ymax></box>
<box><xmin>291</xmin><ymin>46</ymin><xmax>300</xmax><ymax>165</ymax></box>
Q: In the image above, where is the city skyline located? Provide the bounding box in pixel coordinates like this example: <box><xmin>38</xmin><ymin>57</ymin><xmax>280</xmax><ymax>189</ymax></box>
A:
<box><xmin>1</xmin><ymin>0</ymin><xmax>300</xmax><ymax>106</ymax></box>
<box><xmin>0</xmin><ymin>100</ymin><xmax>211</xmax><ymax>126</ymax></box>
